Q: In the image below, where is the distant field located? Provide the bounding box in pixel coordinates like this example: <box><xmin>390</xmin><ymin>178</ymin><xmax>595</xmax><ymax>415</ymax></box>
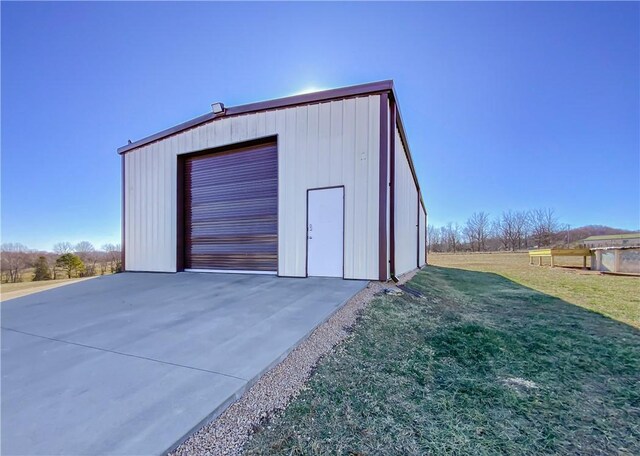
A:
<box><xmin>0</xmin><ymin>277</ymin><xmax>96</xmax><ymax>302</ymax></box>
<box><xmin>429</xmin><ymin>252</ymin><xmax>639</xmax><ymax>328</ymax></box>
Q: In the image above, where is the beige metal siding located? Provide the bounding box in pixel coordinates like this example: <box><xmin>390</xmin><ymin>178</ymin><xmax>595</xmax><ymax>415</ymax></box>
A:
<box><xmin>394</xmin><ymin>126</ymin><xmax>419</xmax><ymax>276</ymax></box>
<box><xmin>124</xmin><ymin>95</ymin><xmax>381</xmax><ymax>279</ymax></box>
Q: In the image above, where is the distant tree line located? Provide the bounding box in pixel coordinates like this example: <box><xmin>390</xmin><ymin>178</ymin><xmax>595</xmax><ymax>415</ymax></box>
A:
<box><xmin>428</xmin><ymin>208</ymin><xmax>563</xmax><ymax>253</ymax></box>
<box><xmin>1</xmin><ymin>241</ymin><xmax>122</xmax><ymax>284</ymax></box>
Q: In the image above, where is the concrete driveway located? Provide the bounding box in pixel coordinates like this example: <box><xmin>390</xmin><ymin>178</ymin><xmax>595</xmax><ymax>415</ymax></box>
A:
<box><xmin>1</xmin><ymin>272</ymin><xmax>366</xmax><ymax>455</ymax></box>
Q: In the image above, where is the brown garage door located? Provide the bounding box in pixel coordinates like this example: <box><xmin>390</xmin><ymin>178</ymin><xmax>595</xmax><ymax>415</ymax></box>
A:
<box><xmin>184</xmin><ymin>142</ymin><xmax>277</xmax><ymax>271</ymax></box>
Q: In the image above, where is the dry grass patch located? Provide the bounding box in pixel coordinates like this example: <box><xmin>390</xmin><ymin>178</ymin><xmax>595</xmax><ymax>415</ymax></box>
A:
<box><xmin>0</xmin><ymin>277</ymin><xmax>97</xmax><ymax>301</ymax></box>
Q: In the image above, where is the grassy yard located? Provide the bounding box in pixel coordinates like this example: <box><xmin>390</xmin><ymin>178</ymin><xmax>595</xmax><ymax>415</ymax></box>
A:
<box><xmin>430</xmin><ymin>252</ymin><xmax>639</xmax><ymax>328</ymax></box>
<box><xmin>245</xmin><ymin>263</ymin><xmax>640</xmax><ymax>455</ymax></box>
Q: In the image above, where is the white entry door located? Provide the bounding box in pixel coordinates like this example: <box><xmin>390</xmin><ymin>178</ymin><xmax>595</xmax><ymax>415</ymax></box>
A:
<box><xmin>307</xmin><ymin>187</ymin><xmax>344</xmax><ymax>277</ymax></box>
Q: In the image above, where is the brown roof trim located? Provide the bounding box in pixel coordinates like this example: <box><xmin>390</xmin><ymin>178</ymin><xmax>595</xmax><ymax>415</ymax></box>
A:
<box><xmin>117</xmin><ymin>80</ymin><xmax>394</xmax><ymax>154</ymax></box>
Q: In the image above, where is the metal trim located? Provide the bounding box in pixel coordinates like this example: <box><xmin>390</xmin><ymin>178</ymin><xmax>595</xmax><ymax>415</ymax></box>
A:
<box><xmin>176</xmin><ymin>156</ymin><xmax>185</xmax><ymax>271</ymax></box>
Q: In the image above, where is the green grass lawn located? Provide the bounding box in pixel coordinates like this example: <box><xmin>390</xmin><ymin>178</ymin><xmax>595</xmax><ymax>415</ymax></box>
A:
<box><xmin>430</xmin><ymin>252</ymin><xmax>640</xmax><ymax>328</ymax></box>
<box><xmin>245</xmin><ymin>265</ymin><xmax>640</xmax><ymax>455</ymax></box>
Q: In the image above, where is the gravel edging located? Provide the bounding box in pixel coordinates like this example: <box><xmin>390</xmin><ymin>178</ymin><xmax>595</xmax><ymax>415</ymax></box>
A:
<box><xmin>171</xmin><ymin>269</ymin><xmax>420</xmax><ymax>456</ymax></box>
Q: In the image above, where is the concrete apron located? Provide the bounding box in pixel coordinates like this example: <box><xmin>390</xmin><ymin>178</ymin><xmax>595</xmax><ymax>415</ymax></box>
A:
<box><xmin>1</xmin><ymin>272</ymin><xmax>367</xmax><ymax>455</ymax></box>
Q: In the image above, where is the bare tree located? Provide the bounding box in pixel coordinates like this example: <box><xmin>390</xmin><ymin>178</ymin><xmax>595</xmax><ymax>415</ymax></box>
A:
<box><xmin>427</xmin><ymin>224</ymin><xmax>441</xmax><ymax>252</ymax></box>
<box><xmin>75</xmin><ymin>241</ymin><xmax>94</xmax><ymax>255</ymax></box>
<box><xmin>97</xmin><ymin>251</ymin><xmax>109</xmax><ymax>275</ymax></box>
<box><xmin>1</xmin><ymin>243</ymin><xmax>31</xmax><ymax>283</ymax></box>
<box><xmin>530</xmin><ymin>208</ymin><xmax>560</xmax><ymax>247</ymax></box>
<box><xmin>45</xmin><ymin>252</ymin><xmax>60</xmax><ymax>279</ymax></box>
<box><xmin>465</xmin><ymin>212</ymin><xmax>490</xmax><ymax>251</ymax></box>
<box><xmin>496</xmin><ymin>211</ymin><xmax>516</xmax><ymax>251</ymax></box>
<box><xmin>463</xmin><ymin>224</ymin><xmax>474</xmax><ymax>251</ymax></box>
<box><xmin>513</xmin><ymin>210</ymin><xmax>530</xmax><ymax>250</ymax></box>
<box><xmin>75</xmin><ymin>241</ymin><xmax>97</xmax><ymax>276</ymax></box>
<box><xmin>426</xmin><ymin>206</ymin><xmax>559</xmax><ymax>254</ymax></box>
<box><xmin>102</xmin><ymin>243</ymin><xmax>122</xmax><ymax>273</ymax></box>
<box><xmin>53</xmin><ymin>242</ymin><xmax>74</xmax><ymax>255</ymax></box>
<box><xmin>444</xmin><ymin>222</ymin><xmax>462</xmax><ymax>253</ymax></box>
<box><xmin>495</xmin><ymin>210</ymin><xmax>531</xmax><ymax>251</ymax></box>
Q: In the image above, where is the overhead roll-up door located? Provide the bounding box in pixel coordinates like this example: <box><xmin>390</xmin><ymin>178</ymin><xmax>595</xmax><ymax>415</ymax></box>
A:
<box><xmin>184</xmin><ymin>142</ymin><xmax>278</xmax><ymax>272</ymax></box>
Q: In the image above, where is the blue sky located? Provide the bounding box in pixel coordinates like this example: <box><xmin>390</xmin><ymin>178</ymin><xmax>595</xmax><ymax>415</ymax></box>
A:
<box><xmin>2</xmin><ymin>1</ymin><xmax>638</xmax><ymax>251</ymax></box>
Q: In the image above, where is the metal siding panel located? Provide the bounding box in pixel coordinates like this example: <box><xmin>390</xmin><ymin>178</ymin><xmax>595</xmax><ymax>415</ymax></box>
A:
<box><xmin>131</xmin><ymin>150</ymin><xmax>138</xmax><ymax>269</ymax></box>
<box><xmin>341</xmin><ymin>98</ymin><xmax>356</xmax><ymax>278</ymax></box>
<box><xmin>294</xmin><ymin>106</ymin><xmax>308</xmax><ymax>275</ymax></box>
<box><xmin>196</xmin><ymin>123</ymin><xmax>204</xmax><ymax>150</ymax></box>
<box><xmin>307</xmin><ymin>104</ymin><xmax>320</xmax><ymax>189</ymax></box>
<box><xmin>265</xmin><ymin>110</ymin><xmax>277</xmax><ymax>134</ymax></box>
<box><xmin>151</xmin><ymin>147</ymin><xmax>158</xmax><ymax>266</ymax></box>
<box><xmin>329</xmin><ymin>100</ymin><xmax>343</xmax><ymax>184</ymax></box>
<box><xmin>137</xmin><ymin>149</ymin><xmax>144</xmax><ymax>268</ymax></box>
<box><xmin>316</xmin><ymin>103</ymin><xmax>330</xmax><ymax>185</ymax></box>
<box><xmin>143</xmin><ymin>149</ymin><xmax>150</xmax><ymax>268</ymax></box>
<box><xmin>367</xmin><ymin>95</ymin><xmax>381</xmax><ymax>279</ymax></box>
<box><xmin>158</xmin><ymin>142</ymin><xmax>165</xmax><ymax>268</ymax></box>
<box><xmin>125</xmin><ymin>153</ymin><xmax>132</xmax><ymax>268</ymax></box>
<box><xmin>169</xmin><ymin>138</ymin><xmax>178</xmax><ymax>270</ymax></box>
<box><xmin>162</xmin><ymin>141</ymin><xmax>172</xmax><ymax>270</ymax></box>
<box><xmin>205</xmin><ymin>119</ymin><xmax>216</xmax><ymax>147</ymax></box>
<box><xmin>256</xmin><ymin>112</ymin><xmax>266</xmax><ymax>138</ymax></box>
<box><xmin>276</xmin><ymin>109</ymin><xmax>290</xmax><ymax>275</ymax></box>
<box><xmin>231</xmin><ymin>115</ymin><xmax>247</xmax><ymax>143</ymax></box>
<box><xmin>353</xmin><ymin>97</ymin><xmax>368</xmax><ymax>278</ymax></box>
<box><xmin>135</xmin><ymin>149</ymin><xmax>142</xmax><ymax>269</ymax></box>
<box><xmin>394</xmin><ymin>127</ymin><xmax>419</xmax><ymax>276</ymax></box>
<box><xmin>177</xmin><ymin>130</ymin><xmax>187</xmax><ymax>155</ymax></box>
<box><xmin>247</xmin><ymin>113</ymin><xmax>258</xmax><ymax>139</ymax></box>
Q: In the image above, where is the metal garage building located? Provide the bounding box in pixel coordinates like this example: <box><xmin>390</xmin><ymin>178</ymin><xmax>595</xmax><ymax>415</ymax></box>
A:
<box><xmin>119</xmin><ymin>80</ymin><xmax>426</xmax><ymax>280</ymax></box>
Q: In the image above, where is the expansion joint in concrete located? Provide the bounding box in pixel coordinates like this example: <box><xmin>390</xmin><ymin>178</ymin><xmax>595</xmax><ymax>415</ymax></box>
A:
<box><xmin>1</xmin><ymin>326</ymin><xmax>249</xmax><ymax>382</ymax></box>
